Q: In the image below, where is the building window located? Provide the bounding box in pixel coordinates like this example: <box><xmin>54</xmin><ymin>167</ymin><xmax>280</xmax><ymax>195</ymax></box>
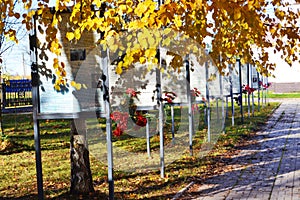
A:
<box><xmin>70</xmin><ymin>49</ymin><xmax>86</xmax><ymax>61</ymax></box>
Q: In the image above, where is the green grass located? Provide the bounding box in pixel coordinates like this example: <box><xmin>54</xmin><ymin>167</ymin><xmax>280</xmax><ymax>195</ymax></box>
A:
<box><xmin>266</xmin><ymin>92</ymin><xmax>300</xmax><ymax>98</ymax></box>
<box><xmin>0</xmin><ymin>102</ymin><xmax>279</xmax><ymax>199</ymax></box>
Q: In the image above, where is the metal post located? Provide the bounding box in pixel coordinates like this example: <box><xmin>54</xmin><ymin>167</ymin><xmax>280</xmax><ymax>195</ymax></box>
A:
<box><xmin>205</xmin><ymin>61</ymin><xmax>211</xmax><ymax>142</ymax></box>
<box><xmin>229</xmin><ymin>65</ymin><xmax>234</xmax><ymax>126</ymax></box>
<box><xmin>238</xmin><ymin>59</ymin><xmax>244</xmax><ymax>123</ymax></box>
<box><xmin>0</xmin><ymin>68</ymin><xmax>3</xmax><ymax>136</ymax></box>
<box><xmin>265</xmin><ymin>77</ymin><xmax>269</xmax><ymax>105</ymax></box>
<box><xmin>102</xmin><ymin>49</ymin><xmax>114</xmax><ymax>200</ymax></box>
<box><xmin>32</xmin><ymin>70</ymin><xmax>44</xmax><ymax>200</ymax></box>
<box><xmin>157</xmin><ymin>0</ymin><xmax>165</xmax><ymax>179</ymax></box>
<box><xmin>219</xmin><ymin>72</ymin><xmax>225</xmax><ymax>133</ymax></box>
<box><xmin>171</xmin><ymin>104</ymin><xmax>175</xmax><ymax>145</ymax></box>
<box><xmin>225</xmin><ymin>96</ymin><xmax>228</xmax><ymax>119</ymax></box>
<box><xmin>263</xmin><ymin>77</ymin><xmax>267</xmax><ymax>105</ymax></box>
<box><xmin>185</xmin><ymin>55</ymin><xmax>193</xmax><ymax>156</ymax></box>
<box><xmin>146</xmin><ymin>112</ymin><xmax>151</xmax><ymax>157</ymax></box>
<box><xmin>251</xmin><ymin>64</ymin><xmax>255</xmax><ymax>116</ymax></box>
<box><xmin>30</xmin><ymin>13</ymin><xmax>44</xmax><ymax>200</ymax></box>
<box><xmin>247</xmin><ymin>63</ymin><xmax>250</xmax><ymax>118</ymax></box>
<box><xmin>257</xmin><ymin>72</ymin><xmax>260</xmax><ymax>112</ymax></box>
<box><xmin>157</xmin><ymin>70</ymin><xmax>164</xmax><ymax>178</ymax></box>
<box><xmin>156</xmin><ymin>53</ymin><xmax>164</xmax><ymax>178</ymax></box>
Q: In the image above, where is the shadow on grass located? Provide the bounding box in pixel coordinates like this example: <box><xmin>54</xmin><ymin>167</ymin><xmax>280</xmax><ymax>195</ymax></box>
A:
<box><xmin>0</xmin><ymin>132</ymin><xmax>70</xmax><ymax>155</ymax></box>
<box><xmin>0</xmin><ymin>194</ymin><xmax>39</xmax><ymax>200</ymax></box>
<box><xmin>48</xmin><ymin>190</ymin><xmax>108</xmax><ymax>200</ymax></box>
<box><xmin>0</xmin><ymin>191</ymin><xmax>108</xmax><ymax>200</ymax></box>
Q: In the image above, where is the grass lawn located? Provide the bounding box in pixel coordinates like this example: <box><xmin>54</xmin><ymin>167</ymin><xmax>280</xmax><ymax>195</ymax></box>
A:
<box><xmin>266</xmin><ymin>92</ymin><xmax>300</xmax><ymax>98</ymax></box>
<box><xmin>0</xmin><ymin>102</ymin><xmax>280</xmax><ymax>199</ymax></box>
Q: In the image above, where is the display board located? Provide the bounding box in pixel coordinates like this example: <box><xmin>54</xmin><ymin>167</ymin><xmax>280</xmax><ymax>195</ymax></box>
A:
<box><xmin>222</xmin><ymin>63</ymin><xmax>240</xmax><ymax>95</ymax></box>
<box><xmin>251</xmin><ymin>65</ymin><xmax>259</xmax><ymax>89</ymax></box>
<box><xmin>240</xmin><ymin>63</ymin><xmax>248</xmax><ymax>86</ymax></box>
<box><xmin>35</xmin><ymin>12</ymin><xmax>104</xmax><ymax>115</ymax></box>
<box><xmin>108</xmin><ymin>63</ymin><xmax>158</xmax><ymax>108</ymax></box>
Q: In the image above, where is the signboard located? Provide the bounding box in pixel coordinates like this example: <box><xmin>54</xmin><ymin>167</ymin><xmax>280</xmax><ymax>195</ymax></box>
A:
<box><xmin>252</xmin><ymin>65</ymin><xmax>259</xmax><ymax>89</ymax></box>
<box><xmin>224</xmin><ymin>63</ymin><xmax>240</xmax><ymax>94</ymax></box>
<box><xmin>108</xmin><ymin>63</ymin><xmax>157</xmax><ymax>108</ymax></box>
<box><xmin>35</xmin><ymin>12</ymin><xmax>104</xmax><ymax>115</ymax></box>
<box><xmin>241</xmin><ymin>63</ymin><xmax>248</xmax><ymax>86</ymax></box>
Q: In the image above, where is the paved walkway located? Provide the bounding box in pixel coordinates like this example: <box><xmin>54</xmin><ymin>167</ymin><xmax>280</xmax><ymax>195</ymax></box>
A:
<box><xmin>180</xmin><ymin>99</ymin><xmax>300</xmax><ymax>200</ymax></box>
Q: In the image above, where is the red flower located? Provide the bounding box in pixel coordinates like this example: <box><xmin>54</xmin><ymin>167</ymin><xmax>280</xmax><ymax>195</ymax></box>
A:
<box><xmin>126</xmin><ymin>88</ymin><xmax>138</xmax><ymax>97</ymax></box>
<box><xmin>262</xmin><ymin>82</ymin><xmax>271</xmax><ymax>89</ymax></box>
<box><xmin>191</xmin><ymin>88</ymin><xmax>201</xmax><ymax>97</ymax></box>
<box><xmin>258</xmin><ymin>81</ymin><xmax>271</xmax><ymax>89</ymax></box>
<box><xmin>243</xmin><ymin>84</ymin><xmax>255</xmax><ymax>94</ymax></box>
<box><xmin>119</xmin><ymin>114</ymin><xmax>129</xmax><ymax>130</ymax></box>
<box><xmin>163</xmin><ymin>91</ymin><xmax>177</xmax><ymax>103</ymax></box>
<box><xmin>110</xmin><ymin>111</ymin><xmax>122</xmax><ymax>121</ymax></box>
<box><xmin>111</xmin><ymin>111</ymin><xmax>129</xmax><ymax>137</ymax></box>
<box><xmin>135</xmin><ymin>112</ymin><xmax>147</xmax><ymax>127</ymax></box>
<box><xmin>113</xmin><ymin>127</ymin><xmax>123</xmax><ymax>137</ymax></box>
<box><xmin>165</xmin><ymin>97</ymin><xmax>173</xmax><ymax>103</ymax></box>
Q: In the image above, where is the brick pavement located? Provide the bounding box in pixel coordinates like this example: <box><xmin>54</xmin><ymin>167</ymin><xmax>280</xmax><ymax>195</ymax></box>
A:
<box><xmin>179</xmin><ymin>99</ymin><xmax>300</xmax><ymax>200</ymax></box>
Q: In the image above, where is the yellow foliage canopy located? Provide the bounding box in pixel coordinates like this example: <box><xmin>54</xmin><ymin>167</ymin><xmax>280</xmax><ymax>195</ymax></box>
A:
<box><xmin>2</xmin><ymin>0</ymin><xmax>300</xmax><ymax>88</ymax></box>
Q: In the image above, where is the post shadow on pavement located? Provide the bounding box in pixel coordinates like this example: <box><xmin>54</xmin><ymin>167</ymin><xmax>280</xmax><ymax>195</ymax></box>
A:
<box><xmin>178</xmin><ymin>101</ymin><xmax>300</xmax><ymax>199</ymax></box>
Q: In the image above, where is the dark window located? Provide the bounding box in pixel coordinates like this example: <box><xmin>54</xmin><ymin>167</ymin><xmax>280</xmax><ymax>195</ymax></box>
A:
<box><xmin>70</xmin><ymin>49</ymin><xmax>86</xmax><ymax>61</ymax></box>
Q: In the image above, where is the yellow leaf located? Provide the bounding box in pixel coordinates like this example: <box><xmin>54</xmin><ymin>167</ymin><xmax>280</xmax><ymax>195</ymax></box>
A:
<box><xmin>55</xmin><ymin>70</ymin><xmax>61</xmax><ymax>76</ymax></box>
<box><xmin>195</xmin><ymin>0</ymin><xmax>202</xmax><ymax>9</ymax></box>
<box><xmin>119</xmin><ymin>5</ymin><xmax>127</xmax><ymax>15</ymax></box>
<box><xmin>140</xmin><ymin>57</ymin><xmax>146</xmax><ymax>64</ymax></box>
<box><xmin>66</xmin><ymin>32</ymin><xmax>74</xmax><ymax>41</ymax></box>
<box><xmin>94</xmin><ymin>0</ymin><xmax>102</xmax><ymax>7</ymax></box>
<box><xmin>163</xmin><ymin>28</ymin><xmax>172</xmax><ymax>35</ymax></box>
<box><xmin>37</xmin><ymin>9</ymin><xmax>43</xmax><ymax>15</ymax></box>
<box><xmin>126</xmin><ymin>0</ymin><xmax>133</xmax><ymax>7</ymax></box>
<box><xmin>145</xmin><ymin>48</ymin><xmax>156</xmax><ymax>59</ymax></box>
<box><xmin>240</xmin><ymin>57</ymin><xmax>246</xmax><ymax>65</ymax></box>
<box><xmin>148</xmin><ymin>36</ymin><xmax>157</xmax><ymax>48</ymax></box>
<box><xmin>248</xmin><ymin>1</ymin><xmax>253</xmax><ymax>10</ymax></box>
<box><xmin>71</xmin><ymin>81</ymin><xmax>76</xmax><ymax>87</ymax></box>
<box><xmin>234</xmin><ymin>10</ymin><xmax>241</xmax><ymax>20</ymax></box>
<box><xmin>225</xmin><ymin>52</ymin><xmax>233</xmax><ymax>58</ymax></box>
<box><xmin>162</xmin><ymin>37</ymin><xmax>171</xmax><ymax>47</ymax></box>
<box><xmin>270</xmin><ymin>27</ymin><xmax>276</xmax><ymax>33</ymax></box>
<box><xmin>118</xmin><ymin>51</ymin><xmax>124</xmax><ymax>57</ymax></box>
<box><xmin>138</xmin><ymin>35</ymin><xmax>148</xmax><ymax>49</ymax></box>
<box><xmin>116</xmin><ymin>62</ymin><xmax>123</xmax><ymax>74</ymax></box>
<box><xmin>75</xmin><ymin>83</ymin><xmax>82</xmax><ymax>90</ymax></box>
<box><xmin>74</xmin><ymin>29</ymin><xmax>81</xmax><ymax>40</ymax></box>
<box><xmin>52</xmin><ymin>14</ymin><xmax>58</xmax><ymax>26</ymax></box>
<box><xmin>54</xmin><ymin>85</ymin><xmax>61</xmax><ymax>91</ymax></box>
<box><xmin>174</xmin><ymin>15</ymin><xmax>182</xmax><ymax>28</ymax></box>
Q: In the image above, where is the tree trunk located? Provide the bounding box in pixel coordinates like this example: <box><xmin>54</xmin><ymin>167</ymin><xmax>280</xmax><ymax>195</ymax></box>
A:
<box><xmin>70</xmin><ymin>119</ymin><xmax>94</xmax><ymax>194</ymax></box>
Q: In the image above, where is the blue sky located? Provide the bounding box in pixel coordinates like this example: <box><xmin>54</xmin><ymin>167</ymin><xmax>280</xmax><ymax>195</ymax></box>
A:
<box><xmin>1</xmin><ymin>0</ymin><xmax>55</xmax><ymax>77</ymax></box>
